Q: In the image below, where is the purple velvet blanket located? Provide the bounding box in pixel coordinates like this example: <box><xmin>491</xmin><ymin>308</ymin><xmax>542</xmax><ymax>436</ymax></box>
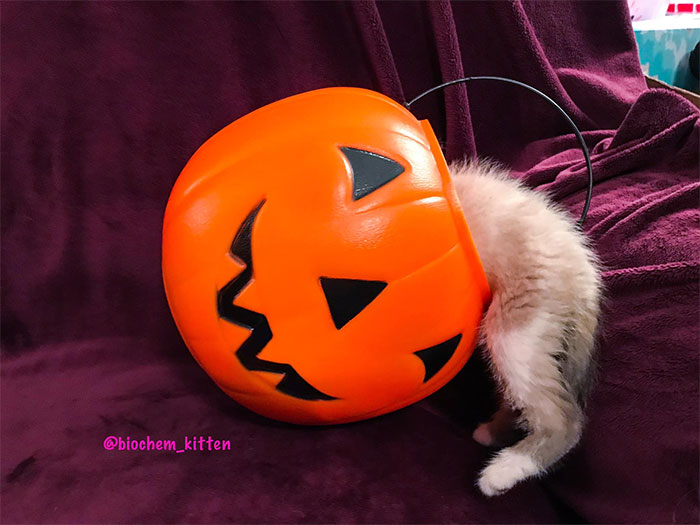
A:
<box><xmin>2</xmin><ymin>1</ymin><xmax>698</xmax><ymax>523</ymax></box>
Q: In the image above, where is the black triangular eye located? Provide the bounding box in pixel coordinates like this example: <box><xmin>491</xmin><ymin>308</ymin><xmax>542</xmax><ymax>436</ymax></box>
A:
<box><xmin>340</xmin><ymin>147</ymin><xmax>405</xmax><ymax>200</ymax></box>
<box><xmin>320</xmin><ymin>277</ymin><xmax>387</xmax><ymax>329</ymax></box>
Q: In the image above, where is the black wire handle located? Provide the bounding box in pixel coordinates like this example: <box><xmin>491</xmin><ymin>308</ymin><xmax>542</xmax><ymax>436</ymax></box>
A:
<box><xmin>405</xmin><ymin>76</ymin><xmax>593</xmax><ymax>228</ymax></box>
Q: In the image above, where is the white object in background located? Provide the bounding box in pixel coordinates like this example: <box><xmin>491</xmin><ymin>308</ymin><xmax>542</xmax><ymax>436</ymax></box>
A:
<box><xmin>632</xmin><ymin>16</ymin><xmax>700</xmax><ymax>30</ymax></box>
<box><xmin>627</xmin><ymin>0</ymin><xmax>670</xmax><ymax>20</ymax></box>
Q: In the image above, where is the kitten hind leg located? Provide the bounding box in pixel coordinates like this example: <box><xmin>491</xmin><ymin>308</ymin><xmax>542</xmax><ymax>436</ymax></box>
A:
<box><xmin>478</xmin><ymin>398</ymin><xmax>583</xmax><ymax>496</ymax></box>
<box><xmin>477</xmin><ymin>316</ymin><xmax>584</xmax><ymax>496</ymax></box>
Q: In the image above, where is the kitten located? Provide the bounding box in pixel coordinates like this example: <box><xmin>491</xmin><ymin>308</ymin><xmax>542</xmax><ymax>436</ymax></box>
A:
<box><xmin>450</xmin><ymin>159</ymin><xmax>602</xmax><ymax>496</ymax></box>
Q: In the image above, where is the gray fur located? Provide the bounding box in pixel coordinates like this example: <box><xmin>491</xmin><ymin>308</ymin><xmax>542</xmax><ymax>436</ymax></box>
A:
<box><xmin>451</xmin><ymin>159</ymin><xmax>602</xmax><ymax>496</ymax></box>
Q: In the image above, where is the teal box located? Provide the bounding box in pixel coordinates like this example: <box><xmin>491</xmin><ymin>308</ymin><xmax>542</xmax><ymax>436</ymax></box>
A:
<box><xmin>633</xmin><ymin>17</ymin><xmax>700</xmax><ymax>91</ymax></box>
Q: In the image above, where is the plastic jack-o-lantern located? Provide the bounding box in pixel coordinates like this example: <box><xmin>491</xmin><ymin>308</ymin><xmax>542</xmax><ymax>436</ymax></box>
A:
<box><xmin>162</xmin><ymin>88</ymin><xmax>490</xmax><ymax>425</ymax></box>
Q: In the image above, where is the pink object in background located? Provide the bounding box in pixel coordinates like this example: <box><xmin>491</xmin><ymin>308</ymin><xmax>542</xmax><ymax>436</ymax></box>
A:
<box><xmin>666</xmin><ymin>3</ymin><xmax>700</xmax><ymax>13</ymax></box>
<box><xmin>628</xmin><ymin>0</ymin><xmax>670</xmax><ymax>19</ymax></box>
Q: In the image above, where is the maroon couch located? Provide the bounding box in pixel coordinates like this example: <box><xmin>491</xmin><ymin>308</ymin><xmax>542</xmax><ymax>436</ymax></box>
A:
<box><xmin>2</xmin><ymin>1</ymin><xmax>698</xmax><ymax>523</ymax></box>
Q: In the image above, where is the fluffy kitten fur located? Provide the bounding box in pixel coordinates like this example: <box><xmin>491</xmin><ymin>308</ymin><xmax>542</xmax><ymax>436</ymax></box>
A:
<box><xmin>450</xmin><ymin>159</ymin><xmax>602</xmax><ymax>496</ymax></box>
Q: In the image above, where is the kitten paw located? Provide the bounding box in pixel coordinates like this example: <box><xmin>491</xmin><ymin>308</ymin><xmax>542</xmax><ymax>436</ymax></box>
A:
<box><xmin>472</xmin><ymin>412</ymin><xmax>523</xmax><ymax>448</ymax></box>
<box><xmin>477</xmin><ymin>450</ymin><xmax>538</xmax><ymax>496</ymax></box>
<box><xmin>472</xmin><ymin>423</ymin><xmax>496</xmax><ymax>447</ymax></box>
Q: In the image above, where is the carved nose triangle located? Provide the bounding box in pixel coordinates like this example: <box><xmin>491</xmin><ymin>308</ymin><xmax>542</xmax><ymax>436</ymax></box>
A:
<box><xmin>320</xmin><ymin>277</ymin><xmax>388</xmax><ymax>329</ymax></box>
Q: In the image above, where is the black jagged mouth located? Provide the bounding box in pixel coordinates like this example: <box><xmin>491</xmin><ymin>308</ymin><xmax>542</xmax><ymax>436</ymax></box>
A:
<box><xmin>216</xmin><ymin>200</ymin><xmax>336</xmax><ymax>401</ymax></box>
<box><xmin>413</xmin><ymin>334</ymin><xmax>462</xmax><ymax>382</ymax></box>
<box><xmin>216</xmin><ymin>200</ymin><xmax>463</xmax><ymax>402</ymax></box>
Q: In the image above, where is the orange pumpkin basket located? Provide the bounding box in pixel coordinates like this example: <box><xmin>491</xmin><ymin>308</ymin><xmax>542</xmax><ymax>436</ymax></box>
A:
<box><xmin>162</xmin><ymin>88</ymin><xmax>490</xmax><ymax>425</ymax></box>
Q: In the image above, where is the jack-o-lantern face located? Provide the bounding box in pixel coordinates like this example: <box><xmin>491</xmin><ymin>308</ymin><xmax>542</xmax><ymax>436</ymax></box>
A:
<box><xmin>163</xmin><ymin>88</ymin><xmax>490</xmax><ymax>424</ymax></box>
